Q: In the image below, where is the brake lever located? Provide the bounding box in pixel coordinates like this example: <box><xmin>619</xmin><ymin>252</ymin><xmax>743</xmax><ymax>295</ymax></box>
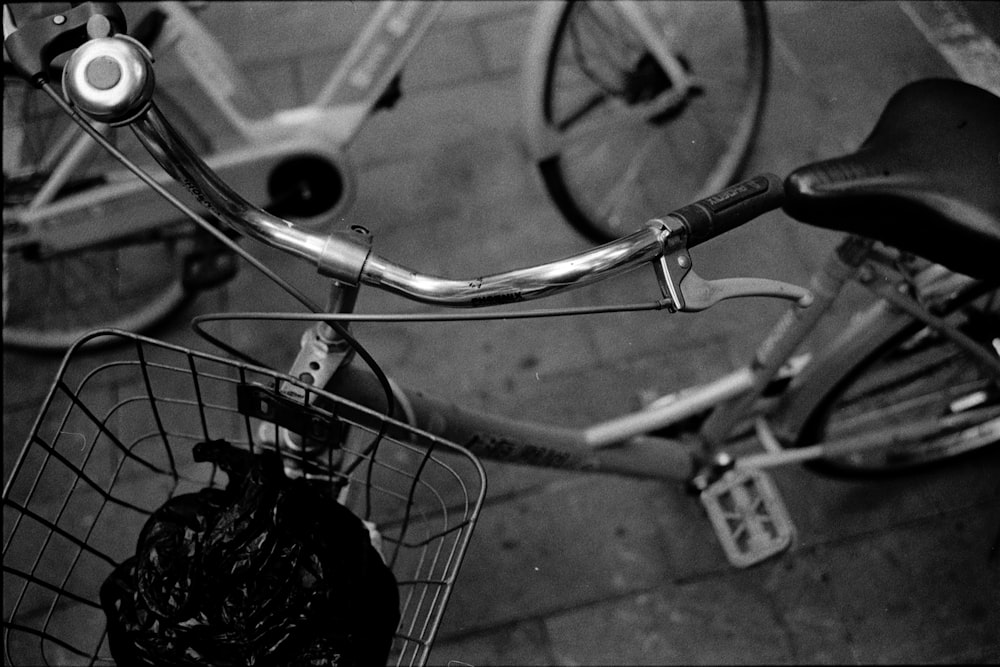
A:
<box><xmin>651</xmin><ymin>217</ymin><xmax>813</xmax><ymax>312</ymax></box>
<box><xmin>661</xmin><ymin>267</ymin><xmax>813</xmax><ymax>312</ymax></box>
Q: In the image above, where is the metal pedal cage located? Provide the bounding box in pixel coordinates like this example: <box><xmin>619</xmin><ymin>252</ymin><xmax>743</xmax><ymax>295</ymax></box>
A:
<box><xmin>2</xmin><ymin>329</ymin><xmax>486</xmax><ymax>667</ymax></box>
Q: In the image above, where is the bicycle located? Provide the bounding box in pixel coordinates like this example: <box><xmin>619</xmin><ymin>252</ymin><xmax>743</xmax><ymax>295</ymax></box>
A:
<box><xmin>3</xmin><ymin>3</ymin><xmax>999</xmax><ymax>665</ymax></box>
<box><xmin>3</xmin><ymin>0</ymin><xmax>768</xmax><ymax>350</ymax></box>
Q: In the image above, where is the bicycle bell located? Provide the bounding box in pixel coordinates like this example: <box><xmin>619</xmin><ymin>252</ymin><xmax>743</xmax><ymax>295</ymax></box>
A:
<box><xmin>62</xmin><ymin>33</ymin><xmax>155</xmax><ymax>125</ymax></box>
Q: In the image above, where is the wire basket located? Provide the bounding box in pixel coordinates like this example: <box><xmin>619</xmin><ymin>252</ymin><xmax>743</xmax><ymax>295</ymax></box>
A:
<box><xmin>3</xmin><ymin>330</ymin><xmax>486</xmax><ymax>667</ymax></box>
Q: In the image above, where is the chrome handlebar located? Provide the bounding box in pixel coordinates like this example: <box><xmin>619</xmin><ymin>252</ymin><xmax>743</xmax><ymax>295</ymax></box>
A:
<box><xmin>135</xmin><ymin>93</ymin><xmax>669</xmax><ymax>305</ymax></box>
<box><xmin>62</xmin><ymin>34</ymin><xmax>673</xmax><ymax>307</ymax></box>
<box><xmin>57</xmin><ymin>34</ymin><xmax>810</xmax><ymax>311</ymax></box>
<box><xmin>361</xmin><ymin>225</ymin><xmax>666</xmax><ymax>306</ymax></box>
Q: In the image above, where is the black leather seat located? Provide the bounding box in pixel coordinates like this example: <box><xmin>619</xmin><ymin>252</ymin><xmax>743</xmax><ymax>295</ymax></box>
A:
<box><xmin>783</xmin><ymin>78</ymin><xmax>1000</xmax><ymax>279</ymax></box>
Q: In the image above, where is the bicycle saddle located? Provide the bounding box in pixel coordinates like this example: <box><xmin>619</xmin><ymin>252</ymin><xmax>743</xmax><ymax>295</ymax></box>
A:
<box><xmin>783</xmin><ymin>78</ymin><xmax>1000</xmax><ymax>279</ymax></box>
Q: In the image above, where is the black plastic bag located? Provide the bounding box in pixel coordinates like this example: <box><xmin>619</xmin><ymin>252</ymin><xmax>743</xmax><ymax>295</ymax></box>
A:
<box><xmin>101</xmin><ymin>440</ymin><xmax>399</xmax><ymax>666</ymax></box>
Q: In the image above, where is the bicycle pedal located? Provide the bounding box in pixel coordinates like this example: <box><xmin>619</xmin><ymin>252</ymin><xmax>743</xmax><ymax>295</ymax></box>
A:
<box><xmin>699</xmin><ymin>467</ymin><xmax>795</xmax><ymax>568</ymax></box>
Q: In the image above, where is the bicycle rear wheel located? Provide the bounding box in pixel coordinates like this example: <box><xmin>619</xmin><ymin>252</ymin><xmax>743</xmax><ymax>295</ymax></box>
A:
<box><xmin>3</xmin><ymin>71</ymin><xmax>205</xmax><ymax>352</ymax></box>
<box><xmin>797</xmin><ymin>284</ymin><xmax>1000</xmax><ymax>475</ymax></box>
<box><xmin>525</xmin><ymin>0</ymin><xmax>769</xmax><ymax>242</ymax></box>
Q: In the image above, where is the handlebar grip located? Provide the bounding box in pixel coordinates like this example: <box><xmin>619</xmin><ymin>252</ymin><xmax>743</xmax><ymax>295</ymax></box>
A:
<box><xmin>668</xmin><ymin>173</ymin><xmax>785</xmax><ymax>248</ymax></box>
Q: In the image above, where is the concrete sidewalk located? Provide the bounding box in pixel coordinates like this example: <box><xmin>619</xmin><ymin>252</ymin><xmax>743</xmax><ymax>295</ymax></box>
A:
<box><xmin>3</xmin><ymin>2</ymin><xmax>998</xmax><ymax>665</ymax></box>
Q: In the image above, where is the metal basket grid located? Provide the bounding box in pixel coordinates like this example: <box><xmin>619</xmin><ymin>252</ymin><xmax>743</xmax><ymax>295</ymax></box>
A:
<box><xmin>3</xmin><ymin>330</ymin><xmax>486</xmax><ymax>667</ymax></box>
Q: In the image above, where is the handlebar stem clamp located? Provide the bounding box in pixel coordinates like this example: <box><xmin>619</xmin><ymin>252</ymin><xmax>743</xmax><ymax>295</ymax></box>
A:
<box><xmin>316</xmin><ymin>228</ymin><xmax>374</xmax><ymax>285</ymax></box>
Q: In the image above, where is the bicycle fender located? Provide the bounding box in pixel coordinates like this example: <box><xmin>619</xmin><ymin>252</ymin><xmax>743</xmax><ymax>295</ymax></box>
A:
<box><xmin>771</xmin><ymin>262</ymin><xmax>991</xmax><ymax>447</ymax></box>
<box><xmin>768</xmin><ymin>297</ymin><xmax>916</xmax><ymax>446</ymax></box>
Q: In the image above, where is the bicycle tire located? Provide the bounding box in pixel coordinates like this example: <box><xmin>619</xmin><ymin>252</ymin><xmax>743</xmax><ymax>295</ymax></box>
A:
<box><xmin>795</xmin><ymin>283</ymin><xmax>1000</xmax><ymax>476</ymax></box>
<box><xmin>3</xmin><ymin>72</ymin><xmax>208</xmax><ymax>352</ymax></box>
<box><xmin>527</xmin><ymin>0</ymin><xmax>770</xmax><ymax>243</ymax></box>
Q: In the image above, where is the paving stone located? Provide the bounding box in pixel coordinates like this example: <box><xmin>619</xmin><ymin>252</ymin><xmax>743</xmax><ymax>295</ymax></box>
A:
<box><xmin>781</xmin><ymin>508</ymin><xmax>1000</xmax><ymax>663</ymax></box>
<box><xmin>430</xmin><ymin>618</ymin><xmax>554</xmax><ymax>667</ymax></box>
<box><xmin>770</xmin><ymin>454</ymin><xmax>1000</xmax><ymax>551</ymax></box>
<box><xmin>439</xmin><ymin>2</ymin><xmax>535</xmax><ymax>24</ymax></box>
<box><xmin>437</xmin><ymin>476</ymin><xmax>679</xmax><ymax>636</ymax></box>
<box><xmin>535</xmin><ymin>502</ymin><xmax>1000</xmax><ymax>665</ymax></box>
<box><xmin>545</xmin><ymin>574</ymin><xmax>793</xmax><ymax>665</ymax></box>
<box><xmin>349</xmin><ymin>77</ymin><xmax>529</xmax><ymax>170</ymax></box>
<box><xmin>4</xmin><ymin>601</ymin><xmax>110</xmax><ymax>667</ymax></box>
<box><xmin>191</xmin><ymin>2</ymin><xmax>373</xmax><ymax>66</ymax></box>
<box><xmin>2</xmin><ymin>350</ymin><xmax>62</xmax><ymax>414</ymax></box>
<box><xmin>402</xmin><ymin>20</ymin><xmax>489</xmax><ymax>92</ymax></box>
<box><xmin>474</xmin><ymin>10</ymin><xmax>536</xmax><ymax>76</ymax></box>
<box><xmin>4</xmin><ymin>403</ymin><xmax>45</xmax><ymax>487</ymax></box>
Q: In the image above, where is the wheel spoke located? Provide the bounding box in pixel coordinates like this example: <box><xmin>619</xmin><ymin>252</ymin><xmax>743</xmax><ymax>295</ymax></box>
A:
<box><xmin>570</xmin><ymin>4</ymin><xmax>643</xmax><ymax>82</ymax></box>
<box><xmin>534</xmin><ymin>0</ymin><xmax>768</xmax><ymax>242</ymax></box>
<box><xmin>594</xmin><ymin>140</ymin><xmax>659</xmax><ymax>228</ymax></box>
<box><xmin>555</xmin><ymin>91</ymin><xmax>612</xmax><ymax>133</ymax></box>
<box><xmin>824</xmin><ymin>379</ymin><xmax>995</xmax><ymax>439</ymax></box>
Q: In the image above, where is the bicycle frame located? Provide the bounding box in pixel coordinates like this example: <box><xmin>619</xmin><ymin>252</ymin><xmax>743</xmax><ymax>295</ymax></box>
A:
<box><xmin>153</xmin><ymin>0</ymin><xmax>445</xmax><ymax>144</ymax></box>
<box><xmin>312</xmin><ymin>238</ymin><xmax>998</xmax><ymax>483</ymax></box>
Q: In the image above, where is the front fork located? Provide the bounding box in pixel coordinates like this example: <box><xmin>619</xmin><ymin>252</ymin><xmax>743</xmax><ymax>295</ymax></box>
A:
<box><xmin>270</xmin><ymin>279</ymin><xmax>390</xmax><ymax>558</ymax></box>
<box><xmin>273</xmin><ymin>279</ymin><xmax>359</xmax><ymax>479</ymax></box>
